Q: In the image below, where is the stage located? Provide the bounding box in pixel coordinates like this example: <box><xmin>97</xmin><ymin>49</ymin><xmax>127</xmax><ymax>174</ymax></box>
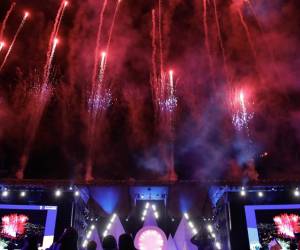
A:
<box><xmin>0</xmin><ymin>180</ymin><xmax>299</xmax><ymax>249</ymax></box>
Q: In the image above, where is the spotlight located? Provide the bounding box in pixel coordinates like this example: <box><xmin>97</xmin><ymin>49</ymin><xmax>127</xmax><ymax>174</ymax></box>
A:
<box><xmin>107</xmin><ymin>223</ymin><xmax>112</xmax><ymax>230</ymax></box>
<box><xmin>74</xmin><ymin>191</ymin><xmax>80</xmax><ymax>197</ymax></box>
<box><xmin>110</xmin><ymin>213</ymin><xmax>117</xmax><ymax>222</ymax></box>
<box><xmin>55</xmin><ymin>189</ymin><xmax>62</xmax><ymax>197</ymax></box>
<box><xmin>188</xmin><ymin>221</ymin><xmax>194</xmax><ymax>228</ymax></box>
<box><xmin>141</xmin><ymin>217</ymin><xmax>145</xmax><ymax>221</ymax></box>
<box><xmin>87</xmin><ymin>231</ymin><xmax>92</xmax><ymax>239</ymax></box>
<box><xmin>294</xmin><ymin>188</ymin><xmax>300</xmax><ymax>197</ymax></box>
<box><xmin>240</xmin><ymin>187</ymin><xmax>246</xmax><ymax>196</ymax></box>
<box><xmin>154</xmin><ymin>212</ymin><xmax>159</xmax><ymax>219</ymax></box>
<box><xmin>215</xmin><ymin>241</ymin><xmax>221</xmax><ymax>250</ymax></box>
<box><xmin>2</xmin><ymin>190</ymin><xmax>9</xmax><ymax>197</ymax></box>
<box><xmin>69</xmin><ymin>186</ymin><xmax>73</xmax><ymax>191</ymax></box>
<box><xmin>258</xmin><ymin>191</ymin><xmax>264</xmax><ymax>198</ymax></box>
<box><xmin>152</xmin><ymin>204</ymin><xmax>156</xmax><ymax>211</ymax></box>
<box><xmin>145</xmin><ymin>202</ymin><xmax>150</xmax><ymax>209</ymax></box>
<box><xmin>20</xmin><ymin>191</ymin><xmax>26</xmax><ymax>197</ymax></box>
<box><xmin>143</xmin><ymin>210</ymin><xmax>147</xmax><ymax>216</ymax></box>
<box><xmin>82</xmin><ymin>240</ymin><xmax>88</xmax><ymax>248</ymax></box>
<box><xmin>184</xmin><ymin>213</ymin><xmax>189</xmax><ymax>220</ymax></box>
<box><xmin>103</xmin><ymin>230</ymin><xmax>108</xmax><ymax>237</ymax></box>
<box><xmin>171</xmin><ymin>218</ymin><xmax>175</xmax><ymax>222</ymax></box>
<box><xmin>211</xmin><ymin>233</ymin><xmax>216</xmax><ymax>238</ymax></box>
<box><xmin>207</xmin><ymin>224</ymin><xmax>213</xmax><ymax>233</ymax></box>
<box><xmin>192</xmin><ymin>228</ymin><xmax>198</xmax><ymax>235</ymax></box>
<box><xmin>91</xmin><ymin>224</ymin><xmax>95</xmax><ymax>230</ymax></box>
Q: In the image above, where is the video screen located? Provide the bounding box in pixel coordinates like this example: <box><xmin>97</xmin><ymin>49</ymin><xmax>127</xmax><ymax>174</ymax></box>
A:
<box><xmin>0</xmin><ymin>204</ymin><xmax>57</xmax><ymax>249</ymax></box>
<box><xmin>245</xmin><ymin>204</ymin><xmax>300</xmax><ymax>250</ymax></box>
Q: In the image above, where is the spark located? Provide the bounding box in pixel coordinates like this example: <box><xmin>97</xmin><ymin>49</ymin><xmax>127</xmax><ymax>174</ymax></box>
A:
<box><xmin>0</xmin><ymin>12</ymin><xmax>28</xmax><ymax>72</ymax></box>
<box><xmin>232</xmin><ymin>89</ymin><xmax>253</xmax><ymax>131</ymax></box>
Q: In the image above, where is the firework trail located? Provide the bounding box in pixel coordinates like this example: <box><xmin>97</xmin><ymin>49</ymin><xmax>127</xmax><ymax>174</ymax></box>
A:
<box><xmin>237</xmin><ymin>8</ymin><xmax>257</xmax><ymax>62</ymax></box>
<box><xmin>16</xmin><ymin>38</ymin><xmax>59</xmax><ymax>180</ymax></box>
<box><xmin>150</xmin><ymin>3</ymin><xmax>177</xmax><ymax>180</ymax></box>
<box><xmin>85</xmin><ymin>0</ymin><xmax>122</xmax><ymax>181</ymax></box>
<box><xmin>86</xmin><ymin>52</ymin><xmax>111</xmax><ymax>181</ymax></box>
<box><xmin>105</xmin><ymin>0</ymin><xmax>121</xmax><ymax>59</ymax></box>
<box><xmin>212</xmin><ymin>0</ymin><xmax>230</xmax><ymax>83</ymax></box>
<box><xmin>0</xmin><ymin>12</ymin><xmax>28</xmax><ymax>72</ymax></box>
<box><xmin>158</xmin><ymin>0</ymin><xmax>164</xmax><ymax>76</ymax></box>
<box><xmin>92</xmin><ymin>0</ymin><xmax>108</xmax><ymax>86</ymax></box>
<box><xmin>202</xmin><ymin>0</ymin><xmax>214</xmax><ymax>82</ymax></box>
<box><xmin>0</xmin><ymin>2</ymin><xmax>16</xmax><ymax>40</ymax></box>
<box><xmin>44</xmin><ymin>1</ymin><xmax>68</xmax><ymax>83</ymax></box>
<box><xmin>16</xmin><ymin>3</ymin><xmax>68</xmax><ymax>179</ymax></box>
<box><xmin>151</xmin><ymin>9</ymin><xmax>158</xmax><ymax>112</ymax></box>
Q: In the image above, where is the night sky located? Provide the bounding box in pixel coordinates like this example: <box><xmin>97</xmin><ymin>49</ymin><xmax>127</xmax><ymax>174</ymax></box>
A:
<box><xmin>0</xmin><ymin>0</ymin><xmax>299</xmax><ymax>181</ymax></box>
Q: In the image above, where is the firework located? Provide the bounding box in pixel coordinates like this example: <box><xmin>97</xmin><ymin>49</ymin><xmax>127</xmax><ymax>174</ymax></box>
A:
<box><xmin>16</xmin><ymin>2</ymin><xmax>68</xmax><ymax>179</ymax></box>
<box><xmin>0</xmin><ymin>12</ymin><xmax>28</xmax><ymax>72</ymax></box>
<box><xmin>85</xmin><ymin>0</ymin><xmax>122</xmax><ymax>181</ymax></box>
<box><xmin>44</xmin><ymin>0</ymin><xmax>68</xmax><ymax>82</ymax></box>
<box><xmin>0</xmin><ymin>2</ymin><xmax>16</xmax><ymax>40</ymax></box>
<box><xmin>43</xmin><ymin>37</ymin><xmax>59</xmax><ymax>84</ymax></box>
<box><xmin>232</xmin><ymin>89</ymin><xmax>253</xmax><ymax>131</ymax></box>
<box><xmin>274</xmin><ymin>214</ymin><xmax>300</xmax><ymax>238</ymax></box>
<box><xmin>105</xmin><ymin>0</ymin><xmax>122</xmax><ymax>58</ymax></box>
<box><xmin>92</xmin><ymin>0</ymin><xmax>108</xmax><ymax>85</ymax></box>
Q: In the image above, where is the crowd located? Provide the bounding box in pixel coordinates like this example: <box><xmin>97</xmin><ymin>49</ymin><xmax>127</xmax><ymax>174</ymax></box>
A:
<box><xmin>20</xmin><ymin>227</ymin><xmax>136</xmax><ymax>250</ymax></box>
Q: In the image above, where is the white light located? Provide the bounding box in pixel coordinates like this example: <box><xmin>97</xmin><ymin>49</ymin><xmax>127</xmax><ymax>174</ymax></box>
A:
<box><xmin>74</xmin><ymin>191</ymin><xmax>80</xmax><ymax>196</ymax></box>
<box><xmin>207</xmin><ymin>224</ymin><xmax>213</xmax><ymax>233</ymax></box>
<box><xmin>212</xmin><ymin>233</ymin><xmax>216</xmax><ymax>238</ymax></box>
<box><xmin>82</xmin><ymin>240</ymin><xmax>88</xmax><ymax>248</ymax></box>
<box><xmin>152</xmin><ymin>204</ymin><xmax>156</xmax><ymax>211</ymax></box>
<box><xmin>91</xmin><ymin>224</ymin><xmax>95</xmax><ymax>230</ymax></box>
<box><xmin>143</xmin><ymin>210</ymin><xmax>147</xmax><ymax>216</ymax></box>
<box><xmin>192</xmin><ymin>228</ymin><xmax>198</xmax><ymax>235</ymax></box>
<box><xmin>188</xmin><ymin>221</ymin><xmax>194</xmax><ymax>228</ymax></box>
<box><xmin>141</xmin><ymin>217</ymin><xmax>145</xmax><ymax>221</ymax></box>
<box><xmin>240</xmin><ymin>190</ymin><xmax>246</xmax><ymax>196</ymax></box>
<box><xmin>154</xmin><ymin>212</ymin><xmax>159</xmax><ymax>219</ymax></box>
<box><xmin>258</xmin><ymin>191</ymin><xmax>264</xmax><ymax>197</ymax></box>
<box><xmin>55</xmin><ymin>189</ymin><xmax>61</xmax><ymax>197</ymax></box>
<box><xmin>110</xmin><ymin>213</ymin><xmax>117</xmax><ymax>222</ymax></box>
<box><xmin>69</xmin><ymin>186</ymin><xmax>73</xmax><ymax>191</ymax></box>
<box><xmin>87</xmin><ymin>231</ymin><xmax>92</xmax><ymax>239</ymax></box>
<box><xmin>20</xmin><ymin>191</ymin><xmax>26</xmax><ymax>197</ymax></box>
<box><xmin>294</xmin><ymin>188</ymin><xmax>300</xmax><ymax>197</ymax></box>
<box><xmin>184</xmin><ymin>213</ymin><xmax>189</xmax><ymax>220</ymax></box>
<box><xmin>107</xmin><ymin>223</ymin><xmax>112</xmax><ymax>230</ymax></box>
<box><xmin>2</xmin><ymin>190</ymin><xmax>9</xmax><ymax>197</ymax></box>
<box><xmin>103</xmin><ymin>230</ymin><xmax>108</xmax><ymax>237</ymax></box>
<box><xmin>215</xmin><ymin>241</ymin><xmax>221</xmax><ymax>249</ymax></box>
<box><xmin>145</xmin><ymin>202</ymin><xmax>150</xmax><ymax>209</ymax></box>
